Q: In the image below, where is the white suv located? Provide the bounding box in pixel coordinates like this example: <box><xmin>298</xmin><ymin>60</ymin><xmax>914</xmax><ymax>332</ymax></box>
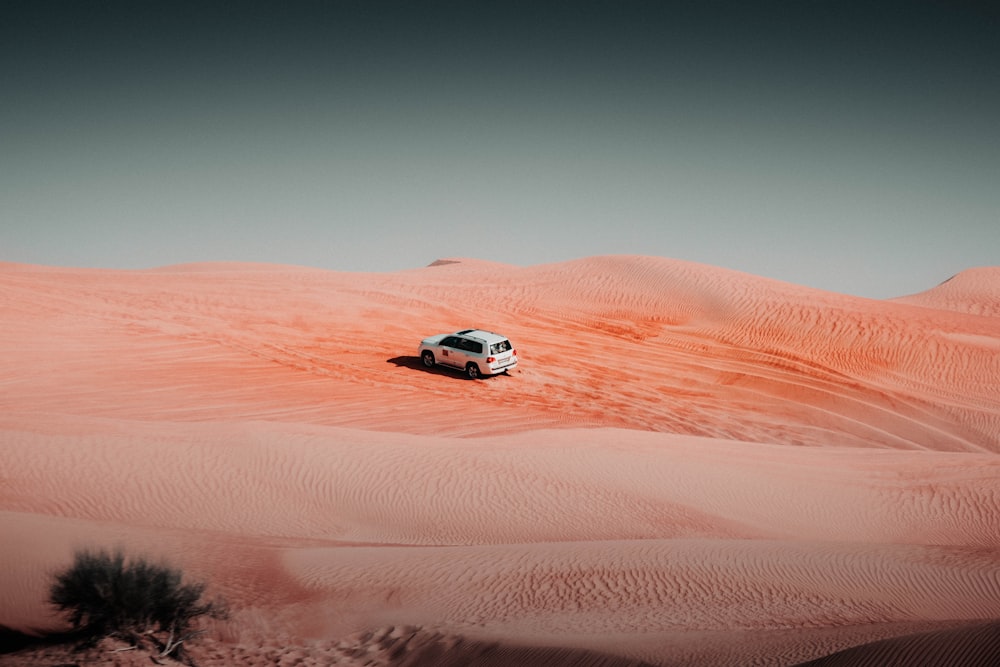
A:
<box><xmin>418</xmin><ymin>329</ymin><xmax>518</xmax><ymax>379</ymax></box>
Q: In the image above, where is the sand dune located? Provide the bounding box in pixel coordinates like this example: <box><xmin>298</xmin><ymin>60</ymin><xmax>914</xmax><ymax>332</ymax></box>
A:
<box><xmin>1</xmin><ymin>256</ymin><xmax>998</xmax><ymax>665</ymax></box>
<box><xmin>892</xmin><ymin>267</ymin><xmax>1000</xmax><ymax>318</ymax></box>
<box><xmin>796</xmin><ymin>620</ymin><xmax>1000</xmax><ymax>667</ymax></box>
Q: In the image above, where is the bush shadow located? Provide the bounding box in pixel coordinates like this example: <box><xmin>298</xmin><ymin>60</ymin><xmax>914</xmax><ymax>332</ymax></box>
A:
<box><xmin>0</xmin><ymin>624</ymin><xmax>85</xmax><ymax>654</ymax></box>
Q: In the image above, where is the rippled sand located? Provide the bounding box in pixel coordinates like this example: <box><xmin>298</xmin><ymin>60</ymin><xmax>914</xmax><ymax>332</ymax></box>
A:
<box><xmin>2</xmin><ymin>256</ymin><xmax>998</xmax><ymax>665</ymax></box>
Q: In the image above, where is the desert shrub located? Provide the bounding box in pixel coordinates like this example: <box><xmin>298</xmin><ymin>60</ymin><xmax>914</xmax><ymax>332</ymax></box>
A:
<box><xmin>49</xmin><ymin>549</ymin><xmax>226</xmax><ymax>661</ymax></box>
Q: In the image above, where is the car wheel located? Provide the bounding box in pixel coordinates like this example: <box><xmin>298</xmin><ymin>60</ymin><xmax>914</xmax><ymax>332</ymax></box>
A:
<box><xmin>465</xmin><ymin>363</ymin><xmax>481</xmax><ymax>379</ymax></box>
<box><xmin>421</xmin><ymin>351</ymin><xmax>435</xmax><ymax>368</ymax></box>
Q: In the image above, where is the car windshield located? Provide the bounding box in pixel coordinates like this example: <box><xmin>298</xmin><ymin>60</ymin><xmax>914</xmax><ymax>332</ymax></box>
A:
<box><xmin>490</xmin><ymin>341</ymin><xmax>511</xmax><ymax>354</ymax></box>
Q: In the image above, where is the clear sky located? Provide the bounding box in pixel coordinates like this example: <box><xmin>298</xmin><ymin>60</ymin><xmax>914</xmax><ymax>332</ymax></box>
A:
<box><xmin>2</xmin><ymin>1</ymin><xmax>998</xmax><ymax>298</ymax></box>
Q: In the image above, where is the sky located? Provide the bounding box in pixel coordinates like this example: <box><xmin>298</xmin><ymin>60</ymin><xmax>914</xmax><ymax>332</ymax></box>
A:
<box><xmin>2</xmin><ymin>1</ymin><xmax>998</xmax><ymax>298</ymax></box>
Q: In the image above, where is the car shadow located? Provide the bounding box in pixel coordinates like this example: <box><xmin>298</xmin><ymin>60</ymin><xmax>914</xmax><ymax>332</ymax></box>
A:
<box><xmin>386</xmin><ymin>355</ymin><xmax>454</xmax><ymax>378</ymax></box>
<box><xmin>386</xmin><ymin>356</ymin><xmax>505</xmax><ymax>380</ymax></box>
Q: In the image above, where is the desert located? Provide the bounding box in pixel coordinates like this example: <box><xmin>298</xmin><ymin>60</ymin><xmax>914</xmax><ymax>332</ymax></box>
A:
<box><xmin>1</xmin><ymin>255</ymin><xmax>999</xmax><ymax>665</ymax></box>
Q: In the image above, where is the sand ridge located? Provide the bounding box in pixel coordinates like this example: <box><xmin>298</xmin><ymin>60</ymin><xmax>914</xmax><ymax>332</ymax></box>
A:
<box><xmin>2</xmin><ymin>256</ymin><xmax>997</xmax><ymax>447</ymax></box>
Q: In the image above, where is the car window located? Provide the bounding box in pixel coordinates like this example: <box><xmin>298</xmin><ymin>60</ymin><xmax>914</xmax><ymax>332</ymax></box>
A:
<box><xmin>455</xmin><ymin>337</ymin><xmax>479</xmax><ymax>353</ymax></box>
<box><xmin>490</xmin><ymin>341</ymin><xmax>511</xmax><ymax>354</ymax></box>
<box><xmin>440</xmin><ymin>336</ymin><xmax>460</xmax><ymax>348</ymax></box>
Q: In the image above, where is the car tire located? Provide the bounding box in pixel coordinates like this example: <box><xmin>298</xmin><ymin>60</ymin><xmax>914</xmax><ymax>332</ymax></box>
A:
<box><xmin>421</xmin><ymin>351</ymin><xmax>435</xmax><ymax>368</ymax></box>
<box><xmin>465</xmin><ymin>363</ymin><xmax>481</xmax><ymax>379</ymax></box>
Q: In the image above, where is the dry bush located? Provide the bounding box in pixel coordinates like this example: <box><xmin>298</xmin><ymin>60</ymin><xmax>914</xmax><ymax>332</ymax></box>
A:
<box><xmin>49</xmin><ymin>549</ymin><xmax>227</xmax><ymax>664</ymax></box>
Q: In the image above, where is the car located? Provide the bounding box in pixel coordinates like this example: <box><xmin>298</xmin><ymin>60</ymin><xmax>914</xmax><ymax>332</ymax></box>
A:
<box><xmin>418</xmin><ymin>329</ymin><xmax>518</xmax><ymax>379</ymax></box>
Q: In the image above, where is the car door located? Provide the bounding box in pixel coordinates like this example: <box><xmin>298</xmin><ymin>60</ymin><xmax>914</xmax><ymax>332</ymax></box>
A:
<box><xmin>462</xmin><ymin>338</ymin><xmax>484</xmax><ymax>369</ymax></box>
<box><xmin>437</xmin><ymin>336</ymin><xmax>464</xmax><ymax>368</ymax></box>
<box><xmin>449</xmin><ymin>336</ymin><xmax>473</xmax><ymax>369</ymax></box>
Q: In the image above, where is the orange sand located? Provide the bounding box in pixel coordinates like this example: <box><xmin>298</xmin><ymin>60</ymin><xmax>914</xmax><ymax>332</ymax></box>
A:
<box><xmin>1</xmin><ymin>256</ymin><xmax>998</xmax><ymax>665</ymax></box>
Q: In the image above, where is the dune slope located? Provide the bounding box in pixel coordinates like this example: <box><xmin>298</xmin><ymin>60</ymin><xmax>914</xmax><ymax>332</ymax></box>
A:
<box><xmin>1</xmin><ymin>256</ymin><xmax>998</xmax><ymax>665</ymax></box>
